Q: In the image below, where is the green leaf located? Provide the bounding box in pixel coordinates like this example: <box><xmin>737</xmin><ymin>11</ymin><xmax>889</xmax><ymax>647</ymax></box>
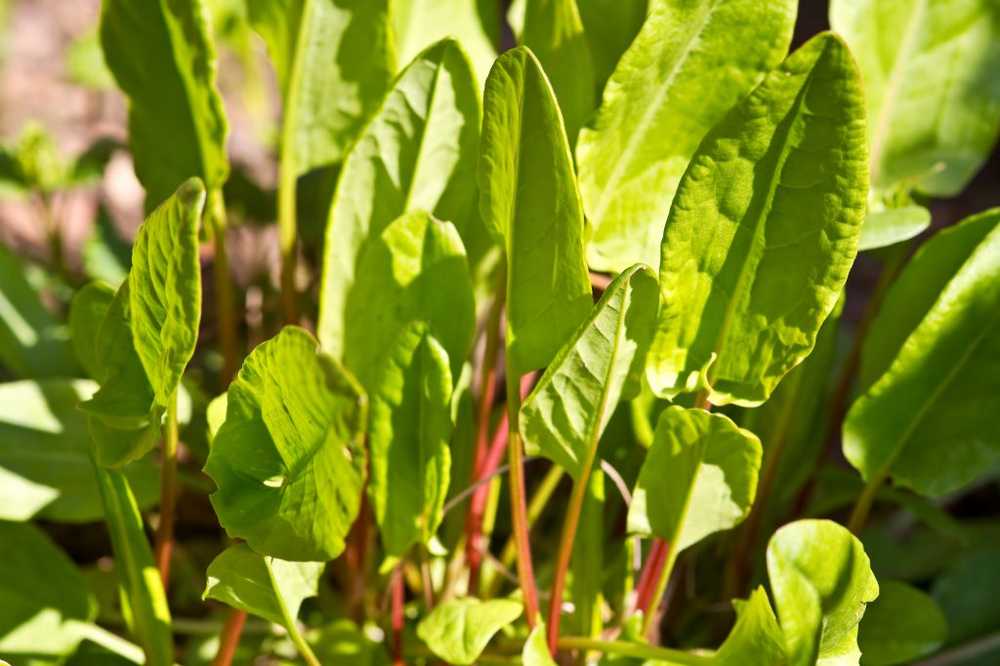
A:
<box><xmin>392</xmin><ymin>0</ymin><xmax>497</xmax><ymax>88</ymax></box>
<box><xmin>311</xmin><ymin>619</ymin><xmax>392</xmax><ymax>665</ymax></box>
<box><xmin>70</xmin><ymin>281</ymin><xmax>116</xmax><ymax>380</ymax></box>
<box><xmin>0</xmin><ymin>521</ymin><xmax>95</xmax><ymax>658</ymax></box>
<box><xmin>932</xmin><ymin>548</ymin><xmax>1000</xmax><ymax>645</ymax></box>
<box><xmin>523</xmin><ymin>622</ymin><xmax>557</xmax><ymax>665</ymax></box>
<box><xmin>323</xmin><ymin>210</ymin><xmax>475</xmax><ymax>391</ymax></box>
<box><xmin>766</xmin><ymin>519</ymin><xmax>879</xmax><ymax>666</ymax></box>
<box><xmin>858</xmin><ymin>580</ymin><xmax>947</xmax><ymax>666</ymax></box>
<box><xmin>100</xmin><ymin>0</ymin><xmax>228</xmax><ymax>209</ymax></box>
<box><xmin>627</xmin><ymin>406</ymin><xmax>760</xmax><ymax>552</ymax></box>
<box><xmin>645</xmin><ymin>33</ymin><xmax>868</xmax><ymax>406</ymax></box>
<box><xmin>91</xmin><ymin>464</ymin><xmax>173</xmax><ymax>666</ymax></box>
<box><xmin>715</xmin><ymin>587</ymin><xmax>787</xmax><ymax>666</ymax></box>
<box><xmin>368</xmin><ymin>323</ymin><xmax>453</xmax><ymax>559</ymax></box>
<box><xmin>0</xmin><ymin>379</ymin><xmax>158</xmax><ymax>523</ymax></box>
<box><xmin>316</xmin><ymin>38</ymin><xmax>481</xmax><ymax>377</ymax></box>
<box><xmin>521</xmin><ymin>0</ymin><xmax>594</xmax><ymax>143</ymax></box>
<box><xmin>479</xmin><ymin>45</ymin><xmax>592</xmax><ymax>374</ymax></box>
<box><xmin>520</xmin><ymin>264</ymin><xmax>658</xmax><ymax>479</ymax></box>
<box><xmin>205</xmin><ymin>326</ymin><xmax>368</xmax><ymax>561</ymax></box>
<box><xmin>203</xmin><ymin>543</ymin><xmax>324</xmax><ymax>627</ymax></box>
<box><xmin>831</xmin><ymin>0</ymin><xmax>1000</xmax><ymax>197</ymax></box>
<box><xmin>844</xmin><ymin>210</ymin><xmax>1000</xmax><ymax>496</ymax></box>
<box><xmin>128</xmin><ymin>177</ymin><xmax>204</xmax><ymax>405</ymax></box>
<box><xmin>82</xmin><ymin>207</ymin><xmax>131</xmax><ymax>288</ymax></box>
<box><xmin>66</xmin><ymin>29</ymin><xmax>115</xmax><ymax>90</ymax></box>
<box><xmin>416</xmin><ymin>597</ymin><xmax>523</xmax><ymax>665</ymax></box>
<box><xmin>569</xmin><ymin>469</ymin><xmax>605</xmax><ymax>637</ymax></box>
<box><xmin>248</xmin><ymin>0</ymin><xmax>394</xmax><ymax>173</ymax></box>
<box><xmin>575</xmin><ymin>0</ymin><xmax>797</xmax><ymax>273</ymax></box>
<box><xmin>576</xmin><ymin>0</ymin><xmax>646</xmax><ymax>97</ymax></box>
<box><xmin>858</xmin><ymin>205</ymin><xmax>930</xmax><ymax>252</ymax></box>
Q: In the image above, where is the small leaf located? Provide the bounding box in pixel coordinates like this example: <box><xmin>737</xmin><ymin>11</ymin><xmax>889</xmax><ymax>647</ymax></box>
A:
<box><xmin>520</xmin><ymin>264</ymin><xmax>658</xmax><ymax>479</ymax></box>
<box><xmin>858</xmin><ymin>580</ymin><xmax>947</xmax><ymax>666</ymax></box>
<box><xmin>715</xmin><ymin>587</ymin><xmax>787</xmax><ymax>666</ymax></box>
<box><xmin>858</xmin><ymin>205</ymin><xmax>930</xmax><ymax>252</ymax></box>
<box><xmin>645</xmin><ymin>33</ymin><xmax>868</xmax><ymax>406</ymax></box>
<box><xmin>129</xmin><ymin>177</ymin><xmax>204</xmax><ymax>406</ymax></box>
<box><xmin>0</xmin><ymin>522</ymin><xmax>95</xmax><ymax>658</ymax></box>
<box><xmin>249</xmin><ymin>0</ymin><xmax>394</xmax><ymax>173</ymax></box>
<box><xmin>831</xmin><ymin>0</ymin><xmax>1000</xmax><ymax>197</ymax></box>
<box><xmin>521</xmin><ymin>0</ymin><xmax>595</xmax><ymax>143</ymax></box>
<box><xmin>416</xmin><ymin>597</ymin><xmax>523</xmax><ymax>665</ymax></box>
<box><xmin>479</xmin><ymin>45</ymin><xmax>592</xmax><ymax>374</ymax></box>
<box><xmin>628</xmin><ymin>406</ymin><xmax>761</xmax><ymax>552</ymax></box>
<box><xmin>82</xmin><ymin>206</ymin><xmax>131</xmax><ymax>288</ymax></box>
<box><xmin>767</xmin><ymin>519</ymin><xmax>879</xmax><ymax>666</ymax></box>
<box><xmin>522</xmin><ymin>621</ymin><xmax>557</xmax><ymax>665</ymax></box>
<box><xmin>368</xmin><ymin>323</ymin><xmax>453</xmax><ymax>558</ymax></box>
<box><xmin>844</xmin><ymin>210</ymin><xmax>1000</xmax><ymax>496</ymax></box>
<box><xmin>576</xmin><ymin>0</ymin><xmax>797</xmax><ymax>272</ymax></box>
<box><xmin>70</xmin><ymin>281</ymin><xmax>116</xmax><ymax>380</ymax></box>
<box><xmin>100</xmin><ymin>0</ymin><xmax>228</xmax><ymax>208</ymax></box>
<box><xmin>203</xmin><ymin>543</ymin><xmax>324</xmax><ymax>627</ymax></box>
<box><xmin>92</xmin><ymin>465</ymin><xmax>173</xmax><ymax>665</ymax></box>
<box><xmin>205</xmin><ymin>326</ymin><xmax>368</xmax><ymax>561</ymax></box>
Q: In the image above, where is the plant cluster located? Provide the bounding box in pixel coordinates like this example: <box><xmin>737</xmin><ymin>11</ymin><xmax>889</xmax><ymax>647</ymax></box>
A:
<box><xmin>1</xmin><ymin>0</ymin><xmax>999</xmax><ymax>665</ymax></box>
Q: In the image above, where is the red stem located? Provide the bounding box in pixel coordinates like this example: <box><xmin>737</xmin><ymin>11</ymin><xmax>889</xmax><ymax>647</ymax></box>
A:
<box><xmin>633</xmin><ymin>539</ymin><xmax>670</xmax><ymax>617</ymax></box>
<box><xmin>506</xmin><ymin>372</ymin><xmax>540</xmax><ymax>626</ymax></box>
<box><xmin>212</xmin><ymin>609</ymin><xmax>247</xmax><ymax>666</ymax></box>
<box><xmin>391</xmin><ymin>566</ymin><xmax>405</xmax><ymax>666</ymax></box>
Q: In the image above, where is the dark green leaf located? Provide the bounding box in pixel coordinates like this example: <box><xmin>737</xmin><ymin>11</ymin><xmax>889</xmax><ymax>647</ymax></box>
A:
<box><xmin>932</xmin><ymin>548</ymin><xmax>1000</xmax><ymax>645</ymax></box>
<box><xmin>645</xmin><ymin>33</ymin><xmax>868</xmax><ymax>406</ymax></box>
<box><xmin>416</xmin><ymin>597</ymin><xmax>522</xmax><ymax>665</ymax></box>
<box><xmin>859</xmin><ymin>580</ymin><xmax>947</xmax><ymax>665</ymax></box>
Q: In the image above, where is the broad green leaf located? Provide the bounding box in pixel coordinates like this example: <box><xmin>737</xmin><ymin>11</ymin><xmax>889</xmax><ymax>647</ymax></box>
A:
<box><xmin>523</xmin><ymin>622</ymin><xmax>557</xmax><ymax>665</ymax></box>
<box><xmin>479</xmin><ymin>45</ymin><xmax>592</xmax><ymax>373</ymax></box>
<box><xmin>522</xmin><ymin>0</ymin><xmax>594</xmax><ymax>143</ymax></box>
<box><xmin>831</xmin><ymin>0</ymin><xmax>1000</xmax><ymax>197</ymax></box>
<box><xmin>368</xmin><ymin>323</ymin><xmax>453</xmax><ymax>559</ymax></box>
<box><xmin>129</xmin><ymin>177</ymin><xmax>204</xmax><ymax>405</ymax></box>
<box><xmin>577</xmin><ymin>0</ymin><xmax>647</xmax><ymax>97</ymax></box>
<box><xmin>858</xmin><ymin>205</ymin><xmax>930</xmax><ymax>252</ymax></box>
<box><xmin>858</xmin><ymin>580</ymin><xmax>947</xmax><ymax>666</ymax></box>
<box><xmin>317</xmin><ymin>38</ymin><xmax>481</xmax><ymax>375</ymax></box>
<box><xmin>520</xmin><ymin>264</ymin><xmax>658</xmax><ymax>478</ymax></box>
<box><xmin>392</xmin><ymin>0</ymin><xmax>497</xmax><ymax>88</ymax></box>
<box><xmin>248</xmin><ymin>0</ymin><xmax>394</xmax><ymax>173</ymax></box>
<box><xmin>70</xmin><ymin>281</ymin><xmax>116</xmax><ymax>380</ymax></box>
<box><xmin>575</xmin><ymin>0</ymin><xmax>797</xmax><ymax>273</ymax></box>
<box><xmin>0</xmin><ymin>521</ymin><xmax>95</xmax><ymax>658</ymax></box>
<box><xmin>416</xmin><ymin>597</ymin><xmax>523</xmax><ymax>665</ymax></box>
<box><xmin>715</xmin><ymin>587</ymin><xmax>787</xmax><ymax>666</ymax></box>
<box><xmin>627</xmin><ymin>406</ymin><xmax>761</xmax><ymax>552</ymax></box>
<box><xmin>323</xmin><ymin>210</ymin><xmax>475</xmax><ymax>391</ymax></box>
<box><xmin>932</xmin><ymin>548</ymin><xmax>1000</xmax><ymax>645</ymax></box>
<box><xmin>0</xmin><ymin>379</ymin><xmax>158</xmax><ymax>523</ymax></box>
<box><xmin>205</xmin><ymin>326</ymin><xmax>368</xmax><ymax>561</ymax></box>
<box><xmin>91</xmin><ymin>464</ymin><xmax>173</xmax><ymax>666</ymax></box>
<box><xmin>767</xmin><ymin>519</ymin><xmax>879</xmax><ymax>666</ymax></box>
<box><xmin>203</xmin><ymin>543</ymin><xmax>324</xmax><ymax>626</ymax></box>
<box><xmin>0</xmin><ymin>245</ymin><xmax>78</xmax><ymax>378</ymax></box>
<box><xmin>645</xmin><ymin>33</ymin><xmax>868</xmax><ymax>406</ymax></box>
<box><xmin>844</xmin><ymin>211</ymin><xmax>1000</xmax><ymax>496</ymax></box>
<box><xmin>100</xmin><ymin>0</ymin><xmax>228</xmax><ymax>209</ymax></box>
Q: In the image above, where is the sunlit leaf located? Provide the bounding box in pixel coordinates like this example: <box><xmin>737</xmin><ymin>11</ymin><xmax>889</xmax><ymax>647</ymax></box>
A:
<box><xmin>416</xmin><ymin>597</ymin><xmax>522</xmax><ymax>665</ymax></box>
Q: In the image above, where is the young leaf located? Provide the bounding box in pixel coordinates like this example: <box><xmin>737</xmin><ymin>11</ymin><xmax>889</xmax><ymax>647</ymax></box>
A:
<box><xmin>368</xmin><ymin>323</ymin><xmax>453</xmax><ymax>559</ymax></box>
<box><xmin>129</xmin><ymin>177</ymin><xmax>204</xmax><ymax>405</ymax></box>
<box><xmin>715</xmin><ymin>587</ymin><xmax>787</xmax><ymax>666</ymax></box>
<box><xmin>520</xmin><ymin>264</ymin><xmax>658</xmax><ymax>479</ymax></box>
<box><xmin>248</xmin><ymin>0</ymin><xmax>394</xmax><ymax>173</ymax></box>
<box><xmin>857</xmin><ymin>205</ymin><xmax>931</xmax><ymax>252</ymax></box>
<box><xmin>317</xmin><ymin>37</ymin><xmax>481</xmax><ymax>373</ymax></box>
<box><xmin>92</xmin><ymin>464</ymin><xmax>173</xmax><ymax>665</ymax></box>
<box><xmin>416</xmin><ymin>597</ymin><xmax>523</xmax><ymax>665</ymax></box>
<box><xmin>479</xmin><ymin>46</ymin><xmax>591</xmax><ymax>374</ymax></box>
<box><xmin>627</xmin><ymin>406</ymin><xmax>761</xmax><ymax>552</ymax></box>
<box><xmin>392</xmin><ymin>0</ymin><xmax>497</xmax><ymax>88</ymax></box>
<box><xmin>0</xmin><ymin>522</ymin><xmax>95</xmax><ymax>658</ymax></box>
<box><xmin>766</xmin><ymin>519</ymin><xmax>879</xmax><ymax>666</ymax></box>
<box><xmin>100</xmin><ymin>0</ymin><xmax>228</xmax><ymax>209</ymax></box>
<box><xmin>205</xmin><ymin>326</ymin><xmax>368</xmax><ymax>561</ymax></box>
<box><xmin>521</xmin><ymin>0</ymin><xmax>595</xmax><ymax>143</ymax></box>
<box><xmin>575</xmin><ymin>0</ymin><xmax>797</xmax><ymax>273</ymax></box>
<box><xmin>844</xmin><ymin>211</ymin><xmax>1000</xmax><ymax>496</ymax></box>
<box><xmin>203</xmin><ymin>543</ymin><xmax>324</xmax><ymax>627</ymax></box>
<box><xmin>858</xmin><ymin>580</ymin><xmax>947</xmax><ymax>666</ymax></box>
<box><xmin>831</xmin><ymin>0</ymin><xmax>1000</xmax><ymax>198</ymax></box>
<box><xmin>69</xmin><ymin>281</ymin><xmax>116</xmax><ymax>380</ymax></box>
<box><xmin>645</xmin><ymin>33</ymin><xmax>868</xmax><ymax>406</ymax></box>
<box><xmin>0</xmin><ymin>379</ymin><xmax>158</xmax><ymax>523</ymax></box>
<box><xmin>523</xmin><ymin>622</ymin><xmax>558</xmax><ymax>665</ymax></box>
<box><xmin>323</xmin><ymin>210</ymin><xmax>475</xmax><ymax>391</ymax></box>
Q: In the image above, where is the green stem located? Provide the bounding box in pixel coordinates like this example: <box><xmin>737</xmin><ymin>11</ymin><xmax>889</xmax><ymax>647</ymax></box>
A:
<box><xmin>154</xmin><ymin>391</ymin><xmax>180</xmax><ymax>587</ymax></box>
<box><xmin>506</xmin><ymin>370</ymin><xmax>540</xmax><ymax>626</ymax></box>
<box><xmin>267</xmin><ymin>560</ymin><xmax>321</xmax><ymax>666</ymax></box>
<box><xmin>277</xmin><ymin>131</ymin><xmax>298</xmax><ymax>324</ymax></box>
<box><xmin>847</xmin><ymin>471</ymin><xmax>885</xmax><ymax>534</ymax></box>
<box><xmin>206</xmin><ymin>189</ymin><xmax>240</xmax><ymax>385</ymax></box>
<box><xmin>556</xmin><ymin>637</ymin><xmax>713</xmax><ymax>666</ymax></box>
